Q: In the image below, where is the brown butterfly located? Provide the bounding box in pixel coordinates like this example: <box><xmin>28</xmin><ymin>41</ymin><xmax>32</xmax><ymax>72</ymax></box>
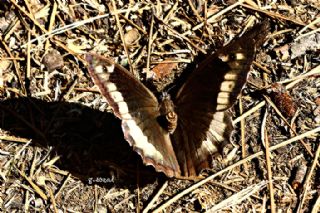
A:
<box><xmin>86</xmin><ymin>21</ymin><xmax>269</xmax><ymax>178</ymax></box>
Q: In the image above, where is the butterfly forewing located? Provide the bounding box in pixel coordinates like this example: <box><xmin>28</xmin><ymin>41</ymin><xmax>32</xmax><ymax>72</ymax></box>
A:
<box><xmin>86</xmin><ymin>54</ymin><xmax>180</xmax><ymax>177</ymax></box>
<box><xmin>172</xmin><ymin>21</ymin><xmax>270</xmax><ymax>176</ymax></box>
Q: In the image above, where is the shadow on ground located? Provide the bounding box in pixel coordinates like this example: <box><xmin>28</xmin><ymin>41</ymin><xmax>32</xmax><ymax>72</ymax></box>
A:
<box><xmin>0</xmin><ymin>97</ymin><xmax>163</xmax><ymax>187</ymax></box>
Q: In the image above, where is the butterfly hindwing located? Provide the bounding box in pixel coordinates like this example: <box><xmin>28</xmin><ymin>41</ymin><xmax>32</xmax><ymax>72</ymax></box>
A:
<box><xmin>86</xmin><ymin>54</ymin><xmax>180</xmax><ymax>177</ymax></box>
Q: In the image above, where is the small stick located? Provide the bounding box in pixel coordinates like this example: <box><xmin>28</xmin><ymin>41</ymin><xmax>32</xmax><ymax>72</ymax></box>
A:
<box><xmin>26</xmin><ymin>31</ymin><xmax>31</xmax><ymax>95</ymax></box>
<box><xmin>0</xmin><ymin>135</ymin><xmax>30</xmax><ymax>143</ymax></box>
<box><xmin>264</xmin><ymin>95</ymin><xmax>317</xmax><ymax>162</ymax></box>
<box><xmin>156</xmin><ymin>17</ymin><xmax>206</xmax><ymax>54</ymax></box>
<box><xmin>234</xmin><ymin>65</ymin><xmax>320</xmax><ymax>125</ymax></box>
<box><xmin>26</xmin><ymin>32</ymin><xmax>31</xmax><ymax>79</ymax></box>
<box><xmin>187</xmin><ymin>0</ymin><xmax>203</xmax><ymax>22</ymax></box>
<box><xmin>192</xmin><ymin>1</ymin><xmax>244</xmax><ymax>31</ymax></box>
<box><xmin>45</xmin><ymin>1</ymin><xmax>58</xmax><ymax>50</ymax></box>
<box><xmin>239</xmin><ymin>97</ymin><xmax>248</xmax><ymax>170</ymax></box>
<box><xmin>119</xmin><ymin>13</ymin><xmax>147</xmax><ymax>35</ymax></box>
<box><xmin>110</xmin><ymin>0</ymin><xmax>136</xmax><ymax>76</ymax></box>
<box><xmin>311</xmin><ymin>195</ymin><xmax>320</xmax><ymax>213</ymax></box>
<box><xmin>48</xmin><ymin>187</ymin><xmax>58</xmax><ymax>213</ymax></box>
<box><xmin>16</xmin><ymin>167</ymin><xmax>48</xmax><ymax>200</ymax></box>
<box><xmin>241</xmin><ymin>3</ymin><xmax>310</xmax><ymax>28</ymax></box>
<box><xmin>54</xmin><ymin>174</ymin><xmax>71</xmax><ymax>199</ymax></box>
<box><xmin>297</xmin><ymin>17</ymin><xmax>320</xmax><ymax>35</ymax></box>
<box><xmin>146</xmin><ymin>14</ymin><xmax>154</xmax><ymax>75</ymax></box>
<box><xmin>297</xmin><ymin>143</ymin><xmax>320</xmax><ymax>212</ymax></box>
<box><xmin>153</xmin><ymin>126</ymin><xmax>320</xmax><ymax>212</ymax></box>
<box><xmin>143</xmin><ymin>181</ymin><xmax>168</xmax><ymax>213</ymax></box>
<box><xmin>262</xmin><ymin>110</ymin><xmax>276</xmax><ymax>213</ymax></box>
<box><xmin>0</xmin><ymin>37</ymin><xmax>27</xmax><ymax>95</ymax></box>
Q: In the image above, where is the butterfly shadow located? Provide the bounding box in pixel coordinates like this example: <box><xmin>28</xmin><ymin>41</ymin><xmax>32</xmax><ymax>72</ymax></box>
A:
<box><xmin>0</xmin><ymin>97</ymin><xmax>165</xmax><ymax>188</ymax></box>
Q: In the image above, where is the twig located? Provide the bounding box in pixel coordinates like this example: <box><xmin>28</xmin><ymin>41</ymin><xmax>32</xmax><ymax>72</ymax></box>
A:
<box><xmin>295</xmin><ymin>27</ymin><xmax>320</xmax><ymax>42</ymax></box>
<box><xmin>239</xmin><ymin>97</ymin><xmax>248</xmax><ymax>170</ymax></box>
<box><xmin>9</xmin><ymin>0</ymin><xmax>47</xmax><ymax>32</ymax></box>
<box><xmin>61</xmin><ymin>76</ymin><xmax>78</xmax><ymax>101</ymax></box>
<box><xmin>262</xmin><ymin>109</ymin><xmax>276</xmax><ymax>213</ymax></box>
<box><xmin>94</xmin><ymin>185</ymin><xmax>98</xmax><ymax>213</ymax></box>
<box><xmin>48</xmin><ymin>187</ymin><xmax>58</xmax><ymax>213</ymax></box>
<box><xmin>45</xmin><ymin>0</ymin><xmax>58</xmax><ymax>50</ymax></box>
<box><xmin>208</xmin><ymin>181</ymin><xmax>268</xmax><ymax>212</ymax></box>
<box><xmin>110</xmin><ymin>0</ymin><xmax>136</xmax><ymax>76</ymax></box>
<box><xmin>264</xmin><ymin>95</ymin><xmax>317</xmax><ymax>162</ymax></box>
<box><xmin>155</xmin><ymin>16</ymin><xmax>206</xmax><ymax>54</ymax></box>
<box><xmin>233</xmin><ymin>65</ymin><xmax>320</xmax><ymax>124</ymax></box>
<box><xmin>0</xmin><ymin>135</ymin><xmax>30</xmax><ymax>143</ymax></box>
<box><xmin>153</xmin><ymin>126</ymin><xmax>320</xmax><ymax>212</ymax></box>
<box><xmin>26</xmin><ymin>31</ymin><xmax>31</xmax><ymax>80</ymax></box>
<box><xmin>262</xmin><ymin>194</ymin><xmax>267</xmax><ymax>212</ymax></box>
<box><xmin>24</xmin><ymin>190</ymin><xmax>30</xmax><ymax>212</ymax></box>
<box><xmin>211</xmin><ymin>181</ymin><xmax>262</xmax><ymax>200</ymax></box>
<box><xmin>0</xmin><ymin>37</ymin><xmax>27</xmax><ymax>95</ymax></box>
<box><xmin>297</xmin><ymin>17</ymin><xmax>320</xmax><ymax>35</ymax></box>
<box><xmin>3</xmin><ymin>17</ymin><xmax>20</xmax><ymax>41</ymax></box>
<box><xmin>192</xmin><ymin>0</ymin><xmax>244</xmax><ymax>31</ymax></box>
<box><xmin>143</xmin><ymin>181</ymin><xmax>168</xmax><ymax>213</ymax></box>
<box><xmin>54</xmin><ymin>173</ymin><xmax>71</xmax><ymax>199</ymax></box>
<box><xmin>241</xmin><ymin>3</ymin><xmax>309</xmax><ymax>27</ymax></box>
<box><xmin>146</xmin><ymin>13</ymin><xmax>154</xmax><ymax>75</ymax></box>
<box><xmin>297</xmin><ymin>143</ymin><xmax>320</xmax><ymax>212</ymax></box>
<box><xmin>26</xmin><ymin>31</ymin><xmax>31</xmax><ymax>95</ymax></box>
<box><xmin>233</xmin><ymin>101</ymin><xmax>266</xmax><ymax>125</ymax></box>
<box><xmin>253</xmin><ymin>61</ymin><xmax>272</xmax><ymax>74</ymax></box>
<box><xmin>16</xmin><ymin>166</ymin><xmax>48</xmax><ymax>200</ymax></box>
<box><xmin>9</xmin><ymin>0</ymin><xmax>87</xmax><ymax>65</ymax></box>
<box><xmin>119</xmin><ymin>13</ymin><xmax>147</xmax><ymax>35</ymax></box>
<box><xmin>23</xmin><ymin>14</ymin><xmax>110</xmax><ymax>47</ymax></box>
<box><xmin>3</xmin><ymin>140</ymin><xmax>32</xmax><ymax>174</ymax></box>
<box><xmin>311</xmin><ymin>195</ymin><xmax>320</xmax><ymax>213</ymax></box>
<box><xmin>187</xmin><ymin>0</ymin><xmax>203</xmax><ymax>22</ymax></box>
<box><xmin>137</xmin><ymin>165</ymin><xmax>141</xmax><ymax>213</ymax></box>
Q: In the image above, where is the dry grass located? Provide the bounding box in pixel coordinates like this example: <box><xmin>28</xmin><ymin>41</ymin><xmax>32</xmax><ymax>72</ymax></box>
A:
<box><xmin>0</xmin><ymin>0</ymin><xmax>319</xmax><ymax>212</ymax></box>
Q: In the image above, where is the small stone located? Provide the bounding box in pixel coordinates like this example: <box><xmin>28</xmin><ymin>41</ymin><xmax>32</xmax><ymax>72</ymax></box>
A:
<box><xmin>124</xmin><ymin>28</ymin><xmax>140</xmax><ymax>46</ymax></box>
<box><xmin>42</xmin><ymin>50</ymin><xmax>64</xmax><ymax>71</ymax></box>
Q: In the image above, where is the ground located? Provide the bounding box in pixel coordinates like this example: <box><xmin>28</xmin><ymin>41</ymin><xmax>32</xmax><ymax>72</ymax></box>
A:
<box><xmin>0</xmin><ymin>0</ymin><xmax>319</xmax><ymax>212</ymax></box>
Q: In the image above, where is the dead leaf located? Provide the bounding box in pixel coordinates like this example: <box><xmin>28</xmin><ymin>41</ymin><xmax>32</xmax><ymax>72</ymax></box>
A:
<box><xmin>151</xmin><ymin>60</ymin><xmax>178</xmax><ymax>79</ymax></box>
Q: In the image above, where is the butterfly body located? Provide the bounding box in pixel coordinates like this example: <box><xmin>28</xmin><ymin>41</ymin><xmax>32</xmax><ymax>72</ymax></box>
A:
<box><xmin>86</xmin><ymin>21</ymin><xmax>269</xmax><ymax>178</ymax></box>
<box><xmin>158</xmin><ymin>93</ymin><xmax>178</xmax><ymax>134</ymax></box>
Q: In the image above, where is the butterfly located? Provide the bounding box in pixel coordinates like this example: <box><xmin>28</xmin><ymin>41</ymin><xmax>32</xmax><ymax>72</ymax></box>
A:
<box><xmin>86</xmin><ymin>21</ymin><xmax>269</xmax><ymax>178</ymax></box>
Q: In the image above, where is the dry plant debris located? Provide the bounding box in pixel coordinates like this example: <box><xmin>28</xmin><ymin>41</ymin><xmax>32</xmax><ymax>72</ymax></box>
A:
<box><xmin>265</xmin><ymin>83</ymin><xmax>297</xmax><ymax>118</ymax></box>
<box><xmin>0</xmin><ymin>0</ymin><xmax>319</xmax><ymax>212</ymax></box>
